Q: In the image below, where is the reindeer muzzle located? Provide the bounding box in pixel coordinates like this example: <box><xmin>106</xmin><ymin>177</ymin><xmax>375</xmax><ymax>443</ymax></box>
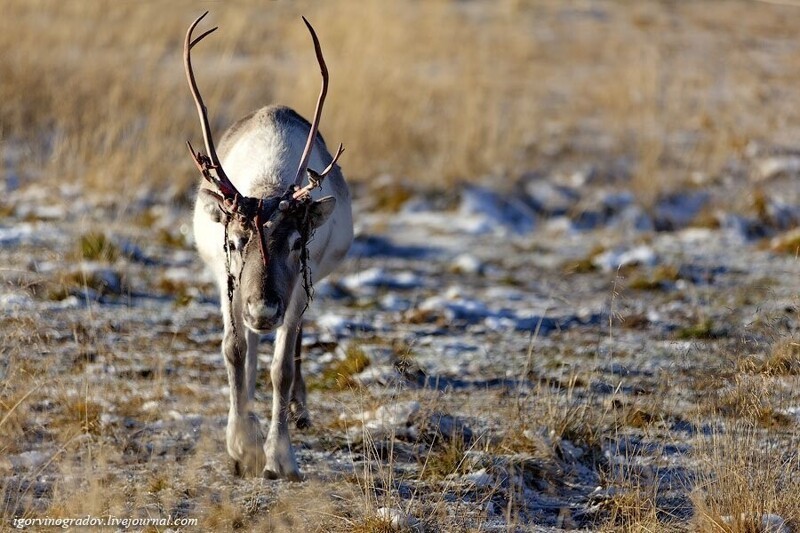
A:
<box><xmin>244</xmin><ymin>297</ymin><xmax>284</xmax><ymax>333</ymax></box>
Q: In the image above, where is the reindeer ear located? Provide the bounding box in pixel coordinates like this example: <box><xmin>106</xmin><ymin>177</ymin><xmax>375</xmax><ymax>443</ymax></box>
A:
<box><xmin>306</xmin><ymin>196</ymin><xmax>336</xmax><ymax>229</ymax></box>
<box><xmin>199</xmin><ymin>188</ymin><xmax>226</xmax><ymax>224</ymax></box>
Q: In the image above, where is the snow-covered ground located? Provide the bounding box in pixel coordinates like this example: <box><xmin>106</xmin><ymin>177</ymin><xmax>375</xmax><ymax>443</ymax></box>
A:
<box><xmin>1</xmin><ymin>169</ymin><xmax>799</xmax><ymax>530</ymax></box>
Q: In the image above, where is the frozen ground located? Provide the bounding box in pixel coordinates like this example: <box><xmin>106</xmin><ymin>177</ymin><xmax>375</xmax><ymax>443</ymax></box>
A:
<box><xmin>1</xmin><ymin>164</ymin><xmax>799</xmax><ymax>531</ymax></box>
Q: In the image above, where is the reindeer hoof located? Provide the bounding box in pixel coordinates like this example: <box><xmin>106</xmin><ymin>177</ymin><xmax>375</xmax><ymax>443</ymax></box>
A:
<box><xmin>263</xmin><ymin>469</ymin><xmax>304</xmax><ymax>482</ymax></box>
<box><xmin>290</xmin><ymin>404</ymin><xmax>311</xmax><ymax>430</ymax></box>
<box><xmin>230</xmin><ymin>459</ymin><xmax>243</xmax><ymax>478</ymax></box>
<box><xmin>294</xmin><ymin>415</ymin><xmax>312</xmax><ymax>430</ymax></box>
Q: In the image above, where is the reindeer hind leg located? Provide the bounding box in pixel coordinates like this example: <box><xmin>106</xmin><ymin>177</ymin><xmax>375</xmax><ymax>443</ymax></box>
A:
<box><xmin>290</xmin><ymin>324</ymin><xmax>311</xmax><ymax>430</ymax></box>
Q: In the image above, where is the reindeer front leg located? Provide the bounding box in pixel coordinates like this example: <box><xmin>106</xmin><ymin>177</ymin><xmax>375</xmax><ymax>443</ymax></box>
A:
<box><xmin>222</xmin><ymin>296</ymin><xmax>265</xmax><ymax>476</ymax></box>
<box><xmin>245</xmin><ymin>328</ymin><xmax>260</xmax><ymax>403</ymax></box>
<box><xmin>263</xmin><ymin>320</ymin><xmax>302</xmax><ymax>480</ymax></box>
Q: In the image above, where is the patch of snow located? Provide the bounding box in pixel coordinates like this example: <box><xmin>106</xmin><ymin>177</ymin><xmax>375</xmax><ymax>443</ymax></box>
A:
<box><xmin>421</xmin><ymin>295</ymin><xmax>506</xmax><ymax>323</ymax></box>
<box><xmin>142</xmin><ymin>401</ymin><xmax>161</xmax><ymax>412</ymax></box>
<box><xmin>162</xmin><ymin>266</ymin><xmax>195</xmax><ymax>284</ymax></box>
<box><xmin>451</xmin><ymin>253</ymin><xmax>484</xmax><ymax>275</ymax></box>
<box><xmin>459</xmin><ymin>186</ymin><xmax>537</xmax><ymax>235</ymax></box>
<box><xmin>676</xmin><ymin>227</ymin><xmax>716</xmax><ymax>242</ymax></box>
<box><xmin>484</xmin><ymin>286</ymin><xmax>527</xmax><ymax>302</ymax></box>
<box><xmin>50</xmin><ymin>295</ymin><xmax>82</xmax><ymax>309</ymax></box>
<box><xmin>354</xmin><ymin>365</ymin><xmax>403</xmax><ymax>387</ymax></box>
<box><xmin>10</xmin><ymin>450</ymin><xmax>49</xmax><ymax>470</ymax></box>
<box><xmin>0</xmin><ymin>292</ymin><xmax>34</xmax><ymax>313</ymax></box>
<box><xmin>458</xmin><ymin>468</ymin><xmax>493</xmax><ymax>488</ymax></box>
<box><xmin>781</xmin><ymin>406</ymin><xmax>800</xmax><ymax>424</ymax></box>
<box><xmin>0</xmin><ymin>224</ymin><xmax>38</xmax><ymax>247</ymax></box>
<box><xmin>365</xmin><ymin>401</ymin><xmax>420</xmax><ymax>428</ymax></box>
<box><xmin>340</xmin><ymin>267</ymin><xmax>424</xmax><ymax>293</ymax></box>
<box><xmin>379</xmin><ymin>294</ymin><xmax>412</xmax><ymax>312</ymax></box>
<box><xmin>757</xmin><ymin>156</ymin><xmax>800</xmax><ymax>181</ymax></box>
<box><xmin>315</xmin><ymin>312</ymin><xmax>375</xmax><ymax>337</ymax></box>
<box><xmin>15</xmin><ymin>204</ymin><xmax>66</xmax><ymax>221</ymax></box>
<box><xmin>720</xmin><ymin>513</ymin><xmax>790</xmax><ymax>533</ymax></box>
<box><xmin>168</xmin><ymin>411</ymin><xmax>203</xmax><ymax>424</ymax></box>
<box><xmin>347</xmin><ymin>400</ymin><xmax>420</xmax><ymax>440</ymax></box>
<box><xmin>524</xmin><ymin>181</ymin><xmax>580</xmax><ymax>216</ymax></box>
<box><xmin>593</xmin><ymin>245</ymin><xmax>657</xmax><ymax>272</ymax></box>
<box><xmin>375</xmin><ymin>507</ymin><xmax>421</xmax><ymax>532</ymax></box>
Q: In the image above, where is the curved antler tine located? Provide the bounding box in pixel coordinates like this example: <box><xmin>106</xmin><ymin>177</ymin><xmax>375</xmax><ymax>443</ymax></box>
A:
<box><xmin>291</xmin><ymin>144</ymin><xmax>345</xmax><ymax>201</ymax></box>
<box><xmin>184</xmin><ymin>12</ymin><xmax>240</xmax><ymax>200</ymax></box>
<box><xmin>190</xmin><ymin>27</ymin><xmax>218</xmax><ymax>50</ymax></box>
<box><xmin>317</xmin><ymin>143</ymin><xmax>344</xmax><ymax>178</ymax></box>
<box><xmin>187</xmin><ymin>140</ymin><xmax>231</xmax><ymax>194</ymax></box>
<box><xmin>293</xmin><ymin>17</ymin><xmax>330</xmax><ymax>188</ymax></box>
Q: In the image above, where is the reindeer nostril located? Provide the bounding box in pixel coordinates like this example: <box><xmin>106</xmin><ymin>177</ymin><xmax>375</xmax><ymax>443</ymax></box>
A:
<box><xmin>243</xmin><ymin>299</ymin><xmax>284</xmax><ymax>332</ymax></box>
<box><xmin>245</xmin><ymin>299</ymin><xmax>284</xmax><ymax>331</ymax></box>
<box><xmin>248</xmin><ymin>301</ymin><xmax>280</xmax><ymax>320</ymax></box>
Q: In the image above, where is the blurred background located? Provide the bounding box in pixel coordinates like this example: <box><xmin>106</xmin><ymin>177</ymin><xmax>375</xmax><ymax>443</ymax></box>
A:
<box><xmin>2</xmin><ymin>0</ymin><xmax>800</xmax><ymax>208</ymax></box>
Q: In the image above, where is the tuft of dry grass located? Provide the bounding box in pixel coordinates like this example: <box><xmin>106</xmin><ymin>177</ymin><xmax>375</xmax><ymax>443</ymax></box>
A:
<box><xmin>758</xmin><ymin>339</ymin><xmax>800</xmax><ymax>376</ymax></box>
<box><xmin>692</xmin><ymin>421</ymin><xmax>800</xmax><ymax>532</ymax></box>
<box><xmin>308</xmin><ymin>343</ymin><xmax>371</xmax><ymax>391</ymax></box>
<box><xmin>769</xmin><ymin>230</ymin><xmax>800</xmax><ymax>256</ymax></box>
<box><xmin>697</xmin><ymin>372</ymin><xmax>793</xmax><ymax>429</ymax></box>
<box><xmin>76</xmin><ymin>232</ymin><xmax>120</xmax><ymax>263</ymax></box>
<box><xmin>598</xmin><ymin>485</ymin><xmax>662</xmax><ymax>533</ymax></box>
<box><xmin>628</xmin><ymin>264</ymin><xmax>680</xmax><ymax>291</ymax></box>
<box><xmin>418</xmin><ymin>435</ymin><xmax>469</xmax><ymax>481</ymax></box>
<box><xmin>675</xmin><ymin>317</ymin><xmax>718</xmax><ymax>340</ymax></box>
<box><xmin>692</xmin><ymin>337</ymin><xmax>800</xmax><ymax>430</ymax></box>
<box><xmin>0</xmin><ymin>385</ymin><xmax>39</xmax><ymax>456</ymax></box>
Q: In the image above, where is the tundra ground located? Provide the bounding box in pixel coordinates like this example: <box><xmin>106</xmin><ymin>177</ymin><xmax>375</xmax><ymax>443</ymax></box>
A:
<box><xmin>2</xmin><ymin>1</ymin><xmax>800</xmax><ymax>531</ymax></box>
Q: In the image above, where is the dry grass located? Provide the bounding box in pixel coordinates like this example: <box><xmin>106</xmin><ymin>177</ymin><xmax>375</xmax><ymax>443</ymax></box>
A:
<box><xmin>3</xmin><ymin>1</ymin><xmax>800</xmax><ymax>203</ymax></box>
<box><xmin>759</xmin><ymin>339</ymin><xmax>800</xmax><ymax>376</ymax></box>
<box><xmin>692</xmin><ymin>422</ymin><xmax>800</xmax><ymax>532</ymax></box>
<box><xmin>4</xmin><ymin>308</ymin><xmax>800</xmax><ymax>530</ymax></box>
<box><xmin>681</xmin><ymin>336</ymin><xmax>800</xmax><ymax>532</ymax></box>
<box><xmin>308</xmin><ymin>343</ymin><xmax>371</xmax><ymax>391</ymax></box>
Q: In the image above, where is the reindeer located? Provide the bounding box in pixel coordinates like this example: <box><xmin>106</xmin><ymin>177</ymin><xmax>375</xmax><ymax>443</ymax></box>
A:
<box><xmin>184</xmin><ymin>12</ymin><xmax>353</xmax><ymax>480</ymax></box>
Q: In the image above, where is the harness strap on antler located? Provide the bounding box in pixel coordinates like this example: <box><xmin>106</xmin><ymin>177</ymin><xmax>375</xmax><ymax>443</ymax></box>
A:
<box><xmin>254</xmin><ymin>198</ymin><xmax>270</xmax><ymax>267</ymax></box>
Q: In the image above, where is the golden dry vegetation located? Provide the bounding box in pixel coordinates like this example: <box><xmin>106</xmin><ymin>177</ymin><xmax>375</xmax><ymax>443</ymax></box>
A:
<box><xmin>2</xmin><ymin>1</ymin><xmax>800</xmax><ymax>200</ymax></box>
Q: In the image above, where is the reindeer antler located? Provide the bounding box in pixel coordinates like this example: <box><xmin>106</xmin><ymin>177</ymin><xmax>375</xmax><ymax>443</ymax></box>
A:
<box><xmin>291</xmin><ymin>17</ymin><xmax>344</xmax><ymax>196</ymax></box>
<box><xmin>292</xmin><ymin>143</ymin><xmax>344</xmax><ymax>201</ymax></box>
<box><xmin>184</xmin><ymin>11</ymin><xmax>242</xmax><ymax>202</ymax></box>
<box><xmin>186</xmin><ymin>12</ymin><xmax>343</xmax><ymax>218</ymax></box>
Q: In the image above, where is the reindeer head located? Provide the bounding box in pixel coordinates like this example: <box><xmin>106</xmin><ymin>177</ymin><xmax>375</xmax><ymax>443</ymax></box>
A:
<box><xmin>185</xmin><ymin>12</ymin><xmax>343</xmax><ymax>332</ymax></box>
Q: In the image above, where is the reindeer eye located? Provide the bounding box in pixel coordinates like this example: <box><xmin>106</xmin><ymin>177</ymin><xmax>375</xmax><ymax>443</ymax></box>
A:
<box><xmin>228</xmin><ymin>234</ymin><xmax>249</xmax><ymax>251</ymax></box>
<box><xmin>290</xmin><ymin>236</ymin><xmax>303</xmax><ymax>252</ymax></box>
